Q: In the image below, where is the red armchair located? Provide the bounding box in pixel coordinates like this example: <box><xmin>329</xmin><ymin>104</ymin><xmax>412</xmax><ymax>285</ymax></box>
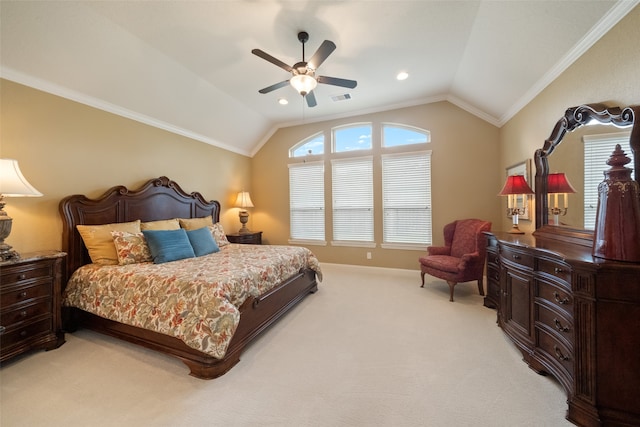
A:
<box><xmin>419</xmin><ymin>219</ymin><xmax>491</xmax><ymax>302</ymax></box>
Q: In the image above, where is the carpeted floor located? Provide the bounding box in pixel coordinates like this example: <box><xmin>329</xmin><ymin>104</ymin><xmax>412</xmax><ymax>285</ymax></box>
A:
<box><xmin>0</xmin><ymin>263</ymin><xmax>572</xmax><ymax>426</ymax></box>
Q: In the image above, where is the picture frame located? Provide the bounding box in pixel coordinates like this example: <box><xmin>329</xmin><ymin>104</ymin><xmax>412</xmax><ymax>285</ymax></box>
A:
<box><xmin>506</xmin><ymin>159</ymin><xmax>532</xmax><ymax>220</ymax></box>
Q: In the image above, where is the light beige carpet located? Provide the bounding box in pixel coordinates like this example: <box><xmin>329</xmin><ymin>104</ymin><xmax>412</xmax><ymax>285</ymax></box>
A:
<box><xmin>0</xmin><ymin>263</ymin><xmax>571</xmax><ymax>426</ymax></box>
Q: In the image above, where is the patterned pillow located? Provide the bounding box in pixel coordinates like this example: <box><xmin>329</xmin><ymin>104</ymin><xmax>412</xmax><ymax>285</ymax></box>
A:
<box><xmin>111</xmin><ymin>231</ymin><xmax>153</xmax><ymax>265</ymax></box>
<box><xmin>209</xmin><ymin>223</ymin><xmax>230</xmax><ymax>247</ymax></box>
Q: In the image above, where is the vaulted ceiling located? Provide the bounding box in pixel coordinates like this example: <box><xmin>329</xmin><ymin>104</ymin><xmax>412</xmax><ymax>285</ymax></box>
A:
<box><xmin>1</xmin><ymin>1</ymin><xmax>637</xmax><ymax>156</ymax></box>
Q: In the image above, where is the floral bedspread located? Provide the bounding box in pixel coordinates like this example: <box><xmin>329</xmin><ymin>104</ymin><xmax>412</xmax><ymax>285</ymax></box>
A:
<box><xmin>63</xmin><ymin>244</ymin><xmax>322</xmax><ymax>359</ymax></box>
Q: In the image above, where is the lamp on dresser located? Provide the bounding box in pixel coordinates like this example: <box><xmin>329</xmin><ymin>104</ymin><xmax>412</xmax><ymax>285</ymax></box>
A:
<box><xmin>498</xmin><ymin>174</ymin><xmax>534</xmax><ymax>234</ymax></box>
<box><xmin>235</xmin><ymin>191</ymin><xmax>254</xmax><ymax>234</ymax></box>
<box><xmin>0</xmin><ymin>159</ymin><xmax>43</xmax><ymax>260</ymax></box>
<box><xmin>546</xmin><ymin>172</ymin><xmax>576</xmax><ymax>226</ymax></box>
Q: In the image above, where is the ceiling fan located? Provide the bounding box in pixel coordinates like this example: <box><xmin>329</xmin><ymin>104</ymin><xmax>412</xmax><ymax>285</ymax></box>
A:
<box><xmin>252</xmin><ymin>31</ymin><xmax>357</xmax><ymax>107</ymax></box>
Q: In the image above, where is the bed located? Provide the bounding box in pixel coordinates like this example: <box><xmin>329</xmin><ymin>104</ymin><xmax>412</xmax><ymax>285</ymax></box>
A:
<box><xmin>59</xmin><ymin>176</ymin><xmax>320</xmax><ymax>379</ymax></box>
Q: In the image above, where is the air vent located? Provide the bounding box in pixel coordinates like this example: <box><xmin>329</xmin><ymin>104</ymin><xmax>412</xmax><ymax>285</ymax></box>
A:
<box><xmin>331</xmin><ymin>93</ymin><xmax>352</xmax><ymax>102</ymax></box>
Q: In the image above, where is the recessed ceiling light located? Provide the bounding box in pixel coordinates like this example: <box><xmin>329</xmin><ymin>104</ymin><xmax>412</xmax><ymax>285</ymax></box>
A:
<box><xmin>396</xmin><ymin>71</ymin><xmax>409</xmax><ymax>81</ymax></box>
<box><xmin>278</xmin><ymin>98</ymin><xmax>289</xmax><ymax>105</ymax></box>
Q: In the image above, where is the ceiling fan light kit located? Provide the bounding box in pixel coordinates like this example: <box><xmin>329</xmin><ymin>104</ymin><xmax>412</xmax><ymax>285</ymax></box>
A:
<box><xmin>252</xmin><ymin>31</ymin><xmax>357</xmax><ymax>107</ymax></box>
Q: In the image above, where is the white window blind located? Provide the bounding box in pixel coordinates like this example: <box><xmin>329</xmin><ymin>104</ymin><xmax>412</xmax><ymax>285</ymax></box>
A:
<box><xmin>332</xmin><ymin>157</ymin><xmax>374</xmax><ymax>242</ymax></box>
<box><xmin>382</xmin><ymin>151</ymin><xmax>432</xmax><ymax>245</ymax></box>
<box><xmin>289</xmin><ymin>162</ymin><xmax>325</xmax><ymax>241</ymax></box>
<box><xmin>583</xmin><ymin>132</ymin><xmax>633</xmax><ymax>230</ymax></box>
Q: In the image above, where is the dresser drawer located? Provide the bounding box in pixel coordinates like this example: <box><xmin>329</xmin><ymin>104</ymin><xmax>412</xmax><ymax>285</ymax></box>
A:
<box><xmin>536</xmin><ymin>279</ymin><xmax>573</xmax><ymax>311</ymax></box>
<box><xmin>1</xmin><ymin>282</ymin><xmax>53</xmax><ymax>309</ymax></box>
<box><xmin>537</xmin><ymin>258</ymin><xmax>571</xmax><ymax>284</ymax></box>
<box><xmin>0</xmin><ymin>299</ymin><xmax>52</xmax><ymax>328</ymax></box>
<box><xmin>1</xmin><ymin>263</ymin><xmax>52</xmax><ymax>286</ymax></box>
<box><xmin>0</xmin><ymin>317</ymin><xmax>52</xmax><ymax>349</ymax></box>
<box><xmin>501</xmin><ymin>246</ymin><xmax>534</xmax><ymax>269</ymax></box>
<box><xmin>487</xmin><ymin>250</ymin><xmax>499</xmax><ymax>266</ymax></box>
<box><xmin>535</xmin><ymin>326</ymin><xmax>573</xmax><ymax>379</ymax></box>
<box><xmin>535</xmin><ymin>302</ymin><xmax>573</xmax><ymax>346</ymax></box>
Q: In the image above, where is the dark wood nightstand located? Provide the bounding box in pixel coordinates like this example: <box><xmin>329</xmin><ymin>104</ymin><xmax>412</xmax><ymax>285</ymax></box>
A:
<box><xmin>226</xmin><ymin>231</ymin><xmax>263</xmax><ymax>245</ymax></box>
<box><xmin>0</xmin><ymin>251</ymin><xmax>66</xmax><ymax>363</ymax></box>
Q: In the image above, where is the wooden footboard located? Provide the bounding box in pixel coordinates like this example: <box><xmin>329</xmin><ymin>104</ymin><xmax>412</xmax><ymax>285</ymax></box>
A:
<box><xmin>64</xmin><ymin>268</ymin><xmax>317</xmax><ymax>379</ymax></box>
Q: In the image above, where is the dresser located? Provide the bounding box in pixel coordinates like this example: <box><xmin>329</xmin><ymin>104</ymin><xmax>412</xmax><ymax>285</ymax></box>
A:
<box><xmin>485</xmin><ymin>232</ymin><xmax>640</xmax><ymax>426</ymax></box>
<box><xmin>0</xmin><ymin>251</ymin><xmax>66</xmax><ymax>363</ymax></box>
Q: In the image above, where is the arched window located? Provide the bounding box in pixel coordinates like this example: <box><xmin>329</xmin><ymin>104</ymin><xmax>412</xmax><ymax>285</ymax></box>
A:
<box><xmin>382</xmin><ymin>123</ymin><xmax>430</xmax><ymax>147</ymax></box>
<box><xmin>332</xmin><ymin>123</ymin><xmax>372</xmax><ymax>153</ymax></box>
<box><xmin>290</xmin><ymin>132</ymin><xmax>324</xmax><ymax>157</ymax></box>
<box><xmin>288</xmin><ymin>122</ymin><xmax>432</xmax><ymax>247</ymax></box>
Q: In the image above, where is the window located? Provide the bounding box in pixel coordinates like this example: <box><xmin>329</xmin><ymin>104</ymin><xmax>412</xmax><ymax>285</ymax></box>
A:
<box><xmin>288</xmin><ymin>122</ymin><xmax>431</xmax><ymax>250</ymax></box>
<box><xmin>382</xmin><ymin>124</ymin><xmax>430</xmax><ymax>147</ymax></box>
<box><xmin>290</xmin><ymin>132</ymin><xmax>324</xmax><ymax>157</ymax></box>
<box><xmin>583</xmin><ymin>132</ymin><xmax>633</xmax><ymax>230</ymax></box>
<box><xmin>382</xmin><ymin>151</ymin><xmax>432</xmax><ymax>246</ymax></box>
<box><xmin>332</xmin><ymin>157</ymin><xmax>374</xmax><ymax>244</ymax></box>
<box><xmin>333</xmin><ymin>124</ymin><xmax>372</xmax><ymax>153</ymax></box>
<box><xmin>289</xmin><ymin>162</ymin><xmax>325</xmax><ymax>242</ymax></box>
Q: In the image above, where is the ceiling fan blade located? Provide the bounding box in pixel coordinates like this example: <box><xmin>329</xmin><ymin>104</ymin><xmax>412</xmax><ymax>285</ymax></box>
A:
<box><xmin>305</xmin><ymin>90</ymin><xmax>317</xmax><ymax>108</ymax></box>
<box><xmin>258</xmin><ymin>80</ymin><xmax>290</xmax><ymax>94</ymax></box>
<box><xmin>307</xmin><ymin>40</ymin><xmax>336</xmax><ymax>70</ymax></box>
<box><xmin>317</xmin><ymin>75</ymin><xmax>358</xmax><ymax>89</ymax></box>
<box><xmin>251</xmin><ymin>49</ymin><xmax>293</xmax><ymax>72</ymax></box>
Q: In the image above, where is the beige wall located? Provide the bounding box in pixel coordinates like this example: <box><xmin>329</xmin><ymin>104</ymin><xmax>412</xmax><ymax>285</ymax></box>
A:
<box><xmin>499</xmin><ymin>6</ymin><xmax>640</xmax><ymax>234</ymax></box>
<box><xmin>0</xmin><ymin>80</ymin><xmax>251</xmax><ymax>254</ymax></box>
<box><xmin>251</xmin><ymin>101</ymin><xmax>501</xmax><ymax>269</ymax></box>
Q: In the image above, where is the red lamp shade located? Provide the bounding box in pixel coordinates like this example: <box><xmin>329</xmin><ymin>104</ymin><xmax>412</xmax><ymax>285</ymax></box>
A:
<box><xmin>547</xmin><ymin>173</ymin><xmax>576</xmax><ymax>194</ymax></box>
<box><xmin>498</xmin><ymin>175</ymin><xmax>534</xmax><ymax>196</ymax></box>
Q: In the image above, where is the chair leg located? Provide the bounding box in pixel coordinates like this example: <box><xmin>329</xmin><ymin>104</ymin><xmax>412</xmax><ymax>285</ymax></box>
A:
<box><xmin>446</xmin><ymin>281</ymin><xmax>456</xmax><ymax>302</ymax></box>
<box><xmin>420</xmin><ymin>271</ymin><xmax>425</xmax><ymax>287</ymax></box>
<box><xmin>477</xmin><ymin>278</ymin><xmax>485</xmax><ymax>296</ymax></box>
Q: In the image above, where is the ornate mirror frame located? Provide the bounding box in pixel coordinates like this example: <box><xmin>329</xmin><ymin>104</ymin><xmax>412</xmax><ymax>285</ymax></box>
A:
<box><xmin>532</xmin><ymin>103</ymin><xmax>640</xmax><ymax>245</ymax></box>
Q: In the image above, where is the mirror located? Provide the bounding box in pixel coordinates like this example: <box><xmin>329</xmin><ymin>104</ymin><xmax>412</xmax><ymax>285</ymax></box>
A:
<box><xmin>547</xmin><ymin>125</ymin><xmax>632</xmax><ymax>229</ymax></box>
<box><xmin>533</xmin><ymin>103</ymin><xmax>640</xmax><ymax>245</ymax></box>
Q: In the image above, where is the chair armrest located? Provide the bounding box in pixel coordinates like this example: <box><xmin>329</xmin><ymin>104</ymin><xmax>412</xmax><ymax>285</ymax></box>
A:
<box><xmin>458</xmin><ymin>251</ymin><xmax>481</xmax><ymax>268</ymax></box>
<box><xmin>427</xmin><ymin>246</ymin><xmax>451</xmax><ymax>256</ymax></box>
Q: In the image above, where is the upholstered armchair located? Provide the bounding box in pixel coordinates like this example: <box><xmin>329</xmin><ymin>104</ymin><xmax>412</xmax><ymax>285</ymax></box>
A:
<box><xmin>419</xmin><ymin>219</ymin><xmax>492</xmax><ymax>302</ymax></box>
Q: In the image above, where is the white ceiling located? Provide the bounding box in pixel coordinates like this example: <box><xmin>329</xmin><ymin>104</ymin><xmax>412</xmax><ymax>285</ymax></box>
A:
<box><xmin>1</xmin><ymin>1</ymin><xmax>637</xmax><ymax>157</ymax></box>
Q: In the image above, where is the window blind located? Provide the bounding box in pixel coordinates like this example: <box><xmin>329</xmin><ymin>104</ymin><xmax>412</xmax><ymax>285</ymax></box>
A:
<box><xmin>583</xmin><ymin>132</ymin><xmax>633</xmax><ymax>230</ymax></box>
<box><xmin>382</xmin><ymin>151</ymin><xmax>432</xmax><ymax>245</ymax></box>
<box><xmin>332</xmin><ymin>157</ymin><xmax>373</xmax><ymax>242</ymax></box>
<box><xmin>289</xmin><ymin>162</ymin><xmax>325</xmax><ymax>240</ymax></box>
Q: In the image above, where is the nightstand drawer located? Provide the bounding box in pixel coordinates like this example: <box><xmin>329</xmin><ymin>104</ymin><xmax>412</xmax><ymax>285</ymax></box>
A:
<box><xmin>226</xmin><ymin>231</ymin><xmax>262</xmax><ymax>245</ymax></box>
<box><xmin>1</xmin><ymin>299</ymin><xmax>52</xmax><ymax>328</ymax></box>
<box><xmin>1</xmin><ymin>282</ymin><xmax>52</xmax><ymax>308</ymax></box>
<box><xmin>1</xmin><ymin>263</ymin><xmax>52</xmax><ymax>286</ymax></box>
<box><xmin>0</xmin><ymin>318</ymin><xmax>52</xmax><ymax>349</ymax></box>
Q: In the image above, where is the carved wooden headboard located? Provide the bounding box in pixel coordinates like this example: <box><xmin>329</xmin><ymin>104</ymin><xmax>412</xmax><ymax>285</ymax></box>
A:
<box><xmin>59</xmin><ymin>176</ymin><xmax>221</xmax><ymax>280</ymax></box>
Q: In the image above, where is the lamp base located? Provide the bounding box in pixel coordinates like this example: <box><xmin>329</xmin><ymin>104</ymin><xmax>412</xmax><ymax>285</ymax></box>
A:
<box><xmin>0</xmin><ymin>216</ymin><xmax>20</xmax><ymax>261</ymax></box>
<box><xmin>507</xmin><ymin>226</ymin><xmax>525</xmax><ymax>234</ymax></box>
<box><xmin>238</xmin><ymin>210</ymin><xmax>251</xmax><ymax>234</ymax></box>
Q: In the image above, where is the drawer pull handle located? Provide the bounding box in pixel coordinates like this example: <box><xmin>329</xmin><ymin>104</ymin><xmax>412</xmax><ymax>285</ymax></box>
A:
<box><xmin>554</xmin><ymin>345</ymin><xmax>569</xmax><ymax>361</ymax></box>
<box><xmin>512</xmin><ymin>255</ymin><xmax>521</xmax><ymax>260</ymax></box>
<box><xmin>20</xmin><ymin>330</ymin><xmax>28</xmax><ymax>337</ymax></box>
<box><xmin>554</xmin><ymin>318</ymin><xmax>569</xmax><ymax>333</ymax></box>
<box><xmin>554</xmin><ymin>267</ymin><xmax>563</xmax><ymax>274</ymax></box>
<box><xmin>0</xmin><ymin>326</ymin><xmax>5</xmax><ymax>335</ymax></box>
<box><xmin>20</xmin><ymin>310</ymin><xmax>28</xmax><ymax>318</ymax></box>
<box><xmin>17</xmin><ymin>273</ymin><xmax>26</xmax><ymax>280</ymax></box>
<box><xmin>19</xmin><ymin>291</ymin><xmax>28</xmax><ymax>299</ymax></box>
<box><xmin>553</xmin><ymin>292</ymin><xmax>569</xmax><ymax>305</ymax></box>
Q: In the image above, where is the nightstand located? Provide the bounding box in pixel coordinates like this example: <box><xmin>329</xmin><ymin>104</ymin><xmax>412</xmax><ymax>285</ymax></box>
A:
<box><xmin>226</xmin><ymin>231</ymin><xmax>263</xmax><ymax>245</ymax></box>
<box><xmin>0</xmin><ymin>251</ymin><xmax>66</xmax><ymax>363</ymax></box>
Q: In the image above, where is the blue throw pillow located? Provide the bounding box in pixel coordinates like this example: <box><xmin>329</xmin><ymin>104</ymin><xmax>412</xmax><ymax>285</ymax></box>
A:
<box><xmin>142</xmin><ymin>229</ymin><xmax>195</xmax><ymax>264</ymax></box>
<box><xmin>186</xmin><ymin>227</ymin><xmax>220</xmax><ymax>257</ymax></box>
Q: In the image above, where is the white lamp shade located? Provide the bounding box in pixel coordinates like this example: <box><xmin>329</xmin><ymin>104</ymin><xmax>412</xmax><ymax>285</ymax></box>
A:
<box><xmin>0</xmin><ymin>159</ymin><xmax>43</xmax><ymax>197</ymax></box>
<box><xmin>290</xmin><ymin>74</ymin><xmax>317</xmax><ymax>95</ymax></box>
<box><xmin>235</xmin><ymin>191</ymin><xmax>254</xmax><ymax>209</ymax></box>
